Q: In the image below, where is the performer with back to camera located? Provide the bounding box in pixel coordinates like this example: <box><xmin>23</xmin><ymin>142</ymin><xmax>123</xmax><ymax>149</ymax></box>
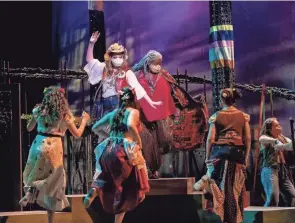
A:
<box><xmin>194</xmin><ymin>88</ymin><xmax>251</xmax><ymax>223</ymax></box>
<box><xmin>83</xmin><ymin>87</ymin><xmax>149</xmax><ymax>223</ymax></box>
<box><xmin>259</xmin><ymin>117</ymin><xmax>295</xmax><ymax>207</ymax></box>
<box><xmin>19</xmin><ymin>86</ymin><xmax>90</xmax><ymax>223</ymax></box>
<box><xmin>84</xmin><ymin>31</ymin><xmax>162</xmax><ymax>124</ymax></box>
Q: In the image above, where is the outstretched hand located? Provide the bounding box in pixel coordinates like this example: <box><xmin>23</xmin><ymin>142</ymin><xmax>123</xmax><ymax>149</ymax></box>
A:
<box><xmin>149</xmin><ymin>100</ymin><xmax>163</xmax><ymax>109</ymax></box>
<box><xmin>90</xmin><ymin>31</ymin><xmax>100</xmax><ymax>44</ymax></box>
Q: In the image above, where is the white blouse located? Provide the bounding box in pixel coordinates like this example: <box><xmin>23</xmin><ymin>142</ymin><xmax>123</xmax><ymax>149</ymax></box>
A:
<box><xmin>84</xmin><ymin>59</ymin><xmax>147</xmax><ymax>100</ymax></box>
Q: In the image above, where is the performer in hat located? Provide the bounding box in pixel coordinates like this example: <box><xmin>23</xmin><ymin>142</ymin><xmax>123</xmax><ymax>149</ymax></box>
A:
<box><xmin>84</xmin><ymin>32</ymin><xmax>162</xmax><ymax>123</ymax></box>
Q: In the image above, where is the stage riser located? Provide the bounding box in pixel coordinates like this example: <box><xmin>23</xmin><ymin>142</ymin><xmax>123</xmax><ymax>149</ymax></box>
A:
<box><xmin>244</xmin><ymin>209</ymin><xmax>295</xmax><ymax>223</ymax></box>
<box><xmin>0</xmin><ymin>213</ymin><xmax>72</xmax><ymax>223</ymax></box>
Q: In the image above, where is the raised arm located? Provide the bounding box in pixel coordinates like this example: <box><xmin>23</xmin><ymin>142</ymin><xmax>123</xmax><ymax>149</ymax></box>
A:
<box><xmin>27</xmin><ymin>117</ymin><xmax>37</xmax><ymax>132</ymax></box>
<box><xmin>92</xmin><ymin>111</ymin><xmax>113</xmax><ymax>138</ymax></box>
<box><xmin>125</xmin><ymin>70</ymin><xmax>162</xmax><ymax>109</ymax></box>
<box><xmin>84</xmin><ymin>31</ymin><xmax>106</xmax><ymax>85</ymax></box>
<box><xmin>274</xmin><ymin>136</ymin><xmax>293</xmax><ymax>152</ymax></box>
<box><xmin>27</xmin><ymin>106</ymin><xmax>39</xmax><ymax>132</ymax></box>
<box><xmin>86</xmin><ymin>31</ymin><xmax>100</xmax><ymax>63</ymax></box>
<box><xmin>67</xmin><ymin>111</ymin><xmax>90</xmax><ymax>138</ymax></box>
<box><xmin>127</xmin><ymin>109</ymin><xmax>142</xmax><ymax>148</ymax></box>
<box><xmin>259</xmin><ymin>135</ymin><xmax>277</xmax><ymax>145</ymax></box>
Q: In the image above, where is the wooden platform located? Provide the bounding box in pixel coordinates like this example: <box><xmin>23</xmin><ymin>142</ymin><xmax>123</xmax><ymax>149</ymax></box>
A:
<box><xmin>3</xmin><ymin>177</ymin><xmax>294</xmax><ymax>223</ymax></box>
<box><xmin>0</xmin><ymin>177</ymin><xmax>204</xmax><ymax>223</ymax></box>
<box><xmin>244</xmin><ymin>206</ymin><xmax>295</xmax><ymax>223</ymax></box>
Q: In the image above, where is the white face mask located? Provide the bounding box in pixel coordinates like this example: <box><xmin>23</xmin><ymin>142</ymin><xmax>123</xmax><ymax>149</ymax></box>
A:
<box><xmin>149</xmin><ymin>64</ymin><xmax>161</xmax><ymax>73</ymax></box>
<box><xmin>111</xmin><ymin>58</ymin><xmax>124</xmax><ymax>67</ymax></box>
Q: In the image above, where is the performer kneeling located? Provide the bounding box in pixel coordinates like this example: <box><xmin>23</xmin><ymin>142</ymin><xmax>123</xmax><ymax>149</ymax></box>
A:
<box><xmin>194</xmin><ymin>88</ymin><xmax>251</xmax><ymax>223</ymax></box>
<box><xmin>19</xmin><ymin>86</ymin><xmax>90</xmax><ymax>223</ymax></box>
<box><xmin>259</xmin><ymin>117</ymin><xmax>295</xmax><ymax>207</ymax></box>
<box><xmin>83</xmin><ymin>87</ymin><xmax>150</xmax><ymax>223</ymax></box>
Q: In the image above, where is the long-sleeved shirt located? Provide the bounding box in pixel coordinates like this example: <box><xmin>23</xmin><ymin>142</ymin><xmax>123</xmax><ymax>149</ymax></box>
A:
<box><xmin>259</xmin><ymin>135</ymin><xmax>292</xmax><ymax>167</ymax></box>
<box><xmin>84</xmin><ymin>59</ymin><xmax>147</xmax><ymax>100</ymax></box>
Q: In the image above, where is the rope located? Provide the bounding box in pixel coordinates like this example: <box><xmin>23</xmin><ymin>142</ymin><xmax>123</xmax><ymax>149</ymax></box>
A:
<box><xmin>1</xmin><ymin>68</ymin><xmax>294</xmax><ymax>100</ymax></box>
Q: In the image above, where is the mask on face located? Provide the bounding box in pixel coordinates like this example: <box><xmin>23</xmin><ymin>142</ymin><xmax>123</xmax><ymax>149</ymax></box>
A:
<box><xmin>149</xmin><ymin>64</ymin><xmax>161</xmax><ymax>73</ymax></box>
<box><xmin>111</xmin><ymin>58</ymin><xmax>124</xmax><ymax>67</ymax></box>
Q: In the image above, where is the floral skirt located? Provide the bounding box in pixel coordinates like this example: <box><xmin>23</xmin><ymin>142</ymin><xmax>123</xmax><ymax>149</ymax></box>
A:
<box><xmin>22</xmin><ymin>135</ymin><xmax>69</xmax><ymax>211</ymax></box>
<box><xmin>92</xmin><ymin>137</ymin><xmax>150</xmax><ymax>214</ymax></box>
<box><xmin>206</xmin><ymin>145</ymin><xmax>246</xmax><ymax>223</ymax></box>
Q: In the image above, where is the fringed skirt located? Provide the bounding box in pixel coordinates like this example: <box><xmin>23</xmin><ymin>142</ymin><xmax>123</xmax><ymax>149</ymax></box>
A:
<box><xmin>92</xmin><ymin>137</ymin><xmax>150</xmax><ymax>214</ymax></box>
<box><xmin>22</xmin><ymin>135</ymin><xmax>69</xmax><ymax>211</ymax></box>
<box><xmin>206</xmin><ymin>145</ymin><xmax>246</xmax><ymax>223</ymax></box>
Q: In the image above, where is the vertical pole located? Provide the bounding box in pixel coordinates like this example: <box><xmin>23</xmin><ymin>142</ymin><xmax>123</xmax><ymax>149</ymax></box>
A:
<box><xmin>88</xmin><ymin>0</ymin><xmax>106</xmax><ymax>188</ymax></box>
<box><xmin>209</xmin><ymin>1</ymin><xmax>235</xmax><ymax>113</ymax></box>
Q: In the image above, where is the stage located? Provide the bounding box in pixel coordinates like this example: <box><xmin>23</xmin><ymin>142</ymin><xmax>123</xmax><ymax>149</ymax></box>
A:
<box><xmin>0</xmin><ymin>178</ymin><xmax>294</xmax><ymax>223</ymax></box>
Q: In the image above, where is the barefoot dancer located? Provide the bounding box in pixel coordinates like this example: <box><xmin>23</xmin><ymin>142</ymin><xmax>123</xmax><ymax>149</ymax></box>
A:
<box><xmin>84</xmin><ymin>87</ymin><xmax>149</xmax><ymax>223</ymax></box>
<box><xmin>20</xmin><ymin>86</ymin><xmax>90</xmax><ymax>223</ymax></box>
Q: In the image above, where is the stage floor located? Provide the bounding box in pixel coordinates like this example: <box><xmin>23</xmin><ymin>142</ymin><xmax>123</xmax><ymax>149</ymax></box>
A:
<box><xmin>0</xmin><ymin>178</ymin><xmax>294</xmax><ymax>223</ymax></box>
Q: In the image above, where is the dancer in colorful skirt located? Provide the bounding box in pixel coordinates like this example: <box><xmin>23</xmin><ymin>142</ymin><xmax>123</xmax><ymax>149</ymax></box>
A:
<box><xmin>259</xmin><ymin>117</ymin><xmax>295</xmax><ymax>207</ymax></box>
<box><xmin>194</xmin><ymin>88</ymin><xmax>251</xmax><ymax>223</ymax></box>
<box><xmin>83</xmin><ymin>87</ymin><xmax>149</xmax><ymax>223</ymax></box>
<box><xmin>19</xmin><ymin>86</ymin><xmax>90</xmax><ymax>223</ymax></box>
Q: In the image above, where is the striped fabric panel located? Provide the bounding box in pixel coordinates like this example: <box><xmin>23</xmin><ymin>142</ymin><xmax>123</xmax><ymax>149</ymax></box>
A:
<box><xmin>210</xmin><ymin>30</ymin><xmax>234</xmax><ymax>42</ymax></box>
<box><xmin>209</xmin><ymin>46</ymin><xmax>234</xmax><ymax>61</ymax></box>
<box><xmin>209</xmin><ymin>24</ymin><xmax>234</xmax><ymax>69</ymax></box>
<box><xmin>210</xmin><ymin>60</ymin><xmax>234</xmax><ymax>69</ymax></box>
<box><xmin>210</xmin><ymin>25</ymin><xmax>233</xmax><ymax>34</ymax></box>
<box><xmin>211</xmin><ymin>40</ymin><xmax>234</xmax><ymax>48</ymax></box>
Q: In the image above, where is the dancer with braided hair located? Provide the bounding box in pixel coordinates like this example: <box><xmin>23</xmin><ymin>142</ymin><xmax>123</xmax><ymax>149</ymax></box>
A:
<box><xmin>83</xmin><ymin>87</ymin><xmax>149</xmax><ymax>223</ymax></box>
<box><xmin>19</xmin><ymin>86</ymin><xmax>90</xmax><ymax>223</ymax></box>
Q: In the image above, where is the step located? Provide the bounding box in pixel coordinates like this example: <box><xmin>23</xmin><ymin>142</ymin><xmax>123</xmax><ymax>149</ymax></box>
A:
<box><xmin>0</xmin><ymin>211</ymin><xmax>72</xmax><ymax>223</ymax></box>
<box><xmin>0</xmin><ymin>178</ymin><xmax>203</xmax><ymax>223</ymax></box>
<box><xmin>147</xmin><ymin>177</ymin><xmax>197</xmax><ymax>195</ymax></box>
<box><xmin>244</xmin><ymin>206</ymin><xmax>295</xmax><ymax>223</ymax></box>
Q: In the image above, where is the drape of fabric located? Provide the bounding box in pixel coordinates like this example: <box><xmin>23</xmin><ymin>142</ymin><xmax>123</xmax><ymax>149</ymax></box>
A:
<box><xmin>139</xmin><ymin>121</ymin><xmax>162</xmax><ymax>172</ymax></box>
<box><xmin>206</xmin><ymin>157</ymin><xmax>246</xmax><ymax>223</ymax></box>
<box><xmin>23</xmin><ymin>135</ymin><xmax>69</xmax><ymax>211</ymax></box>
<box><xmin>172</xmin><ymin>99</ymin><xmax>208</xmax><ymax>150</ymax></box>
<box><xmin>137</xmin><ymin>71</ymin><xmax>176</xmax><ymax>122</ymax></box>
<box><xmin>92</xmin><ymin>137</ymin><xmax>149</xmax><ymax>214</ymax></box>
<box><xmin>22</xmin><ymin>107</ymin><xmax>75</xmax><ymax>211</ymax></box>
